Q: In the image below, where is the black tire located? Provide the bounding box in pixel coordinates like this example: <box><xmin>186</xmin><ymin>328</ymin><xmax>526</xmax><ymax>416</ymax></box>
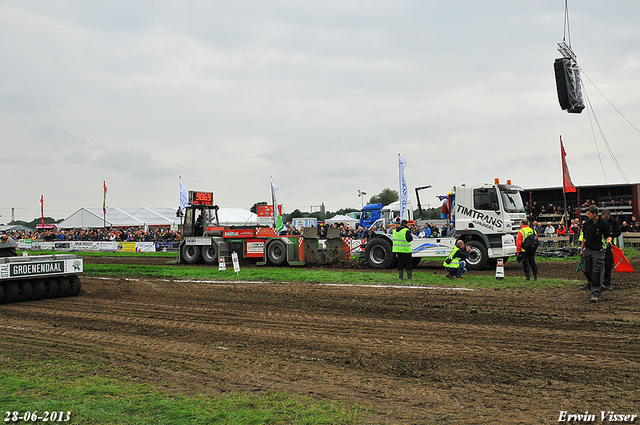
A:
<box><xmin>267</xmin><ymin>240</ymin><xmax>287</xmax><ymax>266</ymax></box>
<box><xmin>19</xmin><ymin>281</ymin><xmax>33</xmax><ymax>302</ymax></box>
<box><xmin>0</xmin><ymin>284</ymin><xmax>3</xmax><ymax>304</ymax></box>
<box><xmin>68</xmin><ymin>275</ymin><xmax>82</xmax><ymax>296</ymax></box>
<box><xmin>33</xmin><ymin>279</ymin><xmax>46</xmax><ymax>299</ymax></box>
<box><xmin>364</xmin><ymin>238</ymin><xmax>396</xmax><ymax>269</ymax></box>
<box><xmin>57</xmin><ymin>277</ymin><xmax>70</xmax><ymax>297</ymax></box>
<box><xmin>465</xmin><ymin>240</ymin><xmax>489</xmax><ymax>270</ymax></box>
<box><xmin>412</xmin><ymin>257</ymin><xmax>422</xmax><ymax>267</ymax></box>
<box><xmin>181</xmin><ymin>244</ymin><xmax>202</xmax><ymax>265</ymax></box>
<box><xmin>4</xmin><ymin>282</ymin><xmax>20</xmax><ymax>303</ymax></box>
<box><xmin>0</xmin><ymin>247</ymin><xmax>17</xmax><ymax>257</ymax></box>
<box><xmin>202</xmin><ymin>244</ymin><xmax>219</xmax><ymax>265</ymax></box>
<box><xmin>44</xmin><ymin>278</ymin><xmax>59</xmax><ymax>298</ymax></box>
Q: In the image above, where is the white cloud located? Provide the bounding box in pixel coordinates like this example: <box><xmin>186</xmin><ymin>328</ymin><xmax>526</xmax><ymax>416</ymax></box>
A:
<box><xmin>1</xmin><ymin>0</ymin><xmax>639</xmax><ymax>222</ymax></box>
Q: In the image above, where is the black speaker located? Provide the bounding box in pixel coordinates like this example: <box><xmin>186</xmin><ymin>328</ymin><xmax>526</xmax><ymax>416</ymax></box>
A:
<box><xmin>554</xmin><ymin>57</ymin><xmax>585</xmax><ymax>114</ymax></box>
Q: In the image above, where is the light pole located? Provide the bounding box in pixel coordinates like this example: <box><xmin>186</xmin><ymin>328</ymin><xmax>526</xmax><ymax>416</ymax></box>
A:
<box><xmin>358</xmin><ymin>190</ymin><xmax>367</xmax><ymax>209</ymax></box>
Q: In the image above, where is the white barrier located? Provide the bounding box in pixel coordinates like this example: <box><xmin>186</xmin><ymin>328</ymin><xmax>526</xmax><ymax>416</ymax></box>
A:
<box><xmin>18</xmin><ymin>240</ymin><xmax>157</xmax><ymax>253</ymax></box>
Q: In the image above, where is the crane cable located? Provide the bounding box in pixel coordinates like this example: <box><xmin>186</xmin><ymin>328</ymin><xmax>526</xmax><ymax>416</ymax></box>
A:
<box><xmin>563</xmin><ymin>0</ymin><xmax>572</xmax><ymax>47</ymax></box>
<box><xmin>562</xmin><ymin>0</ymin><xmax>633</xmax><ymax>185</ymax></box>
<box><xmin>579</xmin><ymin>69</ymin><xmax>632</xmax><ymax>186</ymax></box>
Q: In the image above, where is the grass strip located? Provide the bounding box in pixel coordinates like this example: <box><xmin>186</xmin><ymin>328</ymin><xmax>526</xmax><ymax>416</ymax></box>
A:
<box><xmin>0</xmin><ymin>355</ymin><xmax>367</xmax><ymax>425</ymax></box>
<box><xmin>83</xmin><ymin>263</ymin><xmax>582</xmax><ymax>290</ymax></box>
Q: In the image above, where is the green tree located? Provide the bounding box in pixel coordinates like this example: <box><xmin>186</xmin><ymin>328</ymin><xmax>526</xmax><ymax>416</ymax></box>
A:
<box><xmin>368</xmin><ymin>188</ymin><xmax>398</xmax><ymax>206</ymax></box>
<box><xmin>250</xmin><ymin>202</ymin><xmax>268</xmax><ymax>214</ymax></box>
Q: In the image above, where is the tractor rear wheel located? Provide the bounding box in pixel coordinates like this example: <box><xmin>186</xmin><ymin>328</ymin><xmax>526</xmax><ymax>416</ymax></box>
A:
<box><xmin>181</xmin><ymin>244</ymin><xmax>202</xmax><ymax>264</ymax></box>
<box><xmin>202</xmin><ymin>244</ymin><xmax>219</xmax><ymax>265</ymax></box>
<box><xmin>267</xmin><ymin>240</ymin><xmax>287</xmax><ymax>266</ymax></box>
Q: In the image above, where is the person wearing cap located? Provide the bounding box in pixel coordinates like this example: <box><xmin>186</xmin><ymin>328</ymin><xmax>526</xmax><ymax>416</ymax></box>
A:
<box><xmin>443</xmin><ymin>239</ymin><xmax>471</xmax><ymax>279</ymax></box>
<box><xmin>392</xmin><ymin>219</ymin><xmax>413</xmax><ymax>280</ymax></box>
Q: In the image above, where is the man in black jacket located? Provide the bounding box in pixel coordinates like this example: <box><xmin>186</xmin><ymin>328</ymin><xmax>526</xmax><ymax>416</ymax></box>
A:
<box><xmin>581</xmin><ymin>206</ymin><xmax>612</xmax><ymax>302</ymax></box>
<box><xmin>602</xmin><ymin>209</ymin><xmax>621</xmax><ymax>291</ymax></box>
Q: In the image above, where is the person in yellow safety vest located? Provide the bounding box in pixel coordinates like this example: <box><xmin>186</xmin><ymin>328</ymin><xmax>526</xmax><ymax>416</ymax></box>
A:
<box><xmin>392</xmin><ymin>219</ymin><xmax>413</xmax><ymax>280</ymax></box>
<box><xmin>516</xmin><ymin>219</ymin><xmax>539</xmax><ymax>281</ymax></box>
<box><xmin>443</xmin><ymin>239</ymin><xmax>470</xmax><ymax>279</ymax></box>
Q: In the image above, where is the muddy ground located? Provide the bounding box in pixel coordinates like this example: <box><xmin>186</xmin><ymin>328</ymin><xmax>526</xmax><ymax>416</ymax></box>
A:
<box><xmin>1</xmin><ymin>257</ymin><xmax>639</xmax><ymax>424</ymax></box>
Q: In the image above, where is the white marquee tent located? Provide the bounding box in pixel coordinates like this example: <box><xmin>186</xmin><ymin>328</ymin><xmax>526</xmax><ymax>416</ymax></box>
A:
<box><xmin>325</xmin><ymin>214</ymin><xmax>359</xmax><ymax>228</ymax></box>
<box><xmin>58</xmin><ymin>207</ymin><xmax>257</xmax><ymax>229</ymax></box>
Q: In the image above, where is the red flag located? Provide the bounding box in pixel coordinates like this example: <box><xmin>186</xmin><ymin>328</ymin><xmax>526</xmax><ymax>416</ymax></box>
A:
<box><xmin>40</xmin><ymin>195</ymin><xmax>44</xmax><ymax>227</ymax></box>
<box><xmin>611</xmin><ymin>245</ymin><xmax>636</xmax><ymax>273</ymax></box>
<box><xmin>560</xmin><ymin>136</ymin><xmax>576</xmax><ymax>193</ymax></box>
<box><xmin>103</xmin><ymin>181</ymin><xmax>107</xmax><ymax>215</ymax></box>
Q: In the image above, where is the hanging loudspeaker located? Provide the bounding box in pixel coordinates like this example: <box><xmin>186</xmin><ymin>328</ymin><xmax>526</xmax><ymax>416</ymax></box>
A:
<box><xmin>554</xmin><ymin>57</ymin><xmax>585</xmax><ymax>114</ymax></box>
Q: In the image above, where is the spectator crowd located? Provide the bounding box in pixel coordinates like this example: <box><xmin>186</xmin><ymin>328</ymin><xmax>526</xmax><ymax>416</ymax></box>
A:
<box><xmin>5</xmin><ymin>227</ymin><xmax>182</xmax><ymax>243</ymax></box>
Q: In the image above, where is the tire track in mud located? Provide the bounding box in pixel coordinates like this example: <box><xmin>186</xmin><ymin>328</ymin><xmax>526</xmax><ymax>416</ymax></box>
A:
<box><xmin>3</xmin><ymin>287</ymin><xmax>638</xmax><ymax>375</ymax></box>
<box><xmin>2</xmin><ymin>276</ymin><xmax>640</xmax><ymax>424</ymax></box>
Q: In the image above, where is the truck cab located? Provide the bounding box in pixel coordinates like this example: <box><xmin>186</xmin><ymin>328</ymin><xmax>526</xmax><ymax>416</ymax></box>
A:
<box><xmin>363</xmin><ymin>182</ymin><xmax>526</xmax><ymax>270</ymax></box>
<box><xmin>359</xmin><ymin>201</ymin><xmax>413</xmax><ymax>231</ymax></box>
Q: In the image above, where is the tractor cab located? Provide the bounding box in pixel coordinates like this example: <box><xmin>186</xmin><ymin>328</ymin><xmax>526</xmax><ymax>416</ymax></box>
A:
<box><xmin>182</xmin><ymin>191</ymin><xmax>219</xmax><ymax>237</ymax></box>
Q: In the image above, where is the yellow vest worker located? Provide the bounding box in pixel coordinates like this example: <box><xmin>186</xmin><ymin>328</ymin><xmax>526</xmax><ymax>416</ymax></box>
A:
<box><xmin>392</xmin><ymin>220</ymin><xmax>413</xmax><ymax>280</ymax></box>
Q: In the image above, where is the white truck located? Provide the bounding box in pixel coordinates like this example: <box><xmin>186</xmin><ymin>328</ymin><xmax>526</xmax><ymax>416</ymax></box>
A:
<box><xmin>363</xmin><ymin>181</ymin><xmax>526</xmax><ymax>270</ymax></box>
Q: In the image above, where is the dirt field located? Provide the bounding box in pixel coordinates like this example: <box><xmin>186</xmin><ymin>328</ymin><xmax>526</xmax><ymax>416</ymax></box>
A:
<box><xmin>1</xmin><ymin>258</ymin><xmax>639</xmax><ymax>424</ymax></box>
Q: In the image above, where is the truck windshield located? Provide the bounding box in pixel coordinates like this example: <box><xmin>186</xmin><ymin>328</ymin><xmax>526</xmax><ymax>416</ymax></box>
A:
<box><xmin>500</xmin><ymin>190</ymin><xmax>525</xmax><ymax>213</ymax></box>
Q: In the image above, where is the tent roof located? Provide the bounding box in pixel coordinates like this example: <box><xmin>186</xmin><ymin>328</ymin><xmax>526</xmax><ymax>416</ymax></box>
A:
<box><xmin>58</xmin><ymin>207</ymin><xmax>257</xmax><ymax>228</ymax></box>
<box><xmin>326</xmin><ymin>214</ymin><xmax>359</xmax><ymax>226</ymax></box>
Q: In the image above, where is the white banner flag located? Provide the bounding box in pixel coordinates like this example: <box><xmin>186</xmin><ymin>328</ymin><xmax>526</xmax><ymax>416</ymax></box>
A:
<box><xmin>179</xmin><ymin>176</ymin><xmax>188</xmax><ymax>213</ymax></box>
<box><xmin>398</xmin><ymin>154</ymin><xmax>408</xmax><ymax>220</ymax></box>
<box><xmin>270</xmin><ymin>177</ymin><xmax>285</xmax><ymax>233</ymax></box>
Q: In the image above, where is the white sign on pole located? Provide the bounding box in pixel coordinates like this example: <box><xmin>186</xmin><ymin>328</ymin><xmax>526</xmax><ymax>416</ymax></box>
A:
<box><xmin>219</xmin><ymin>256</ymin><xmax>226</xmax><ymax>271</ymax></box>
<box><xmin>231</xmin><ymin>251</ymin><xmax>240</xmax><ymax>274</ymax></box>
<box><xmin>495</xmin><ymin>258</ymin><xmax>504</xmax><ymax>280</ymax></box>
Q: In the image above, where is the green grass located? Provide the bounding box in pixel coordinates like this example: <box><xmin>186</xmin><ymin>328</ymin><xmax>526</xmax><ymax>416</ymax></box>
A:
<box><xmin>0</xmin><ymin>355</ymin><xmax>367</xmax><ymax>425</ymax></box>
<box><xmin>83</xmin><ymin>262</ymin><xmax>581</xmax><ymax>290</ymax></box>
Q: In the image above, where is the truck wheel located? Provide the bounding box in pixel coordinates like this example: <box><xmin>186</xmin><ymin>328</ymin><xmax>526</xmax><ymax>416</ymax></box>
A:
<box><xmin>202</xmin><ymin>244</ymin><xmax>218</xmax><ymax>265</ymax></box>
<box><xmin>33</xmin><ymin>279</ymin><xmax>46</xmax><ymax>299</ymax></box>
<box><xmin>19</xmin><ymin>281</ymin><xmax>33</xmax><ymax>302</ymax></box>
<box><xmin>181</xmin><ymin>245</ymin><xmax>202</xmax><ymax>264</ymax></box>
<box><xmin>412</xmin><ymin>257</ymin><xmax>422</xmax><ymax>267</ymax></box>
<box><xmin>68</xmin><ymin>275</ymin><xmax>82</xmax><ymax>296</ymax></box>
<box><xmin>0</xmin><ymin>284</ymin><xmax>3</xmax><ymax>304</ymax></box>
<box><xmin>465</xmin><ymin>240</ymin><xmax>489</xmax><ymax>270</ymax></box>
<box><xmin>4</xmin><ymin>282</ymin><xmax>19</xmax><ymax>303</ymax></box>
<box><xmin>364</xmin><ymin>238</ymin><xmax>395</xmax><ymax>269</ymax></box>
<box><xmin>267</xmin><ymin>240</ymin><xmax>287</xmax><ymax>266</ymax></box>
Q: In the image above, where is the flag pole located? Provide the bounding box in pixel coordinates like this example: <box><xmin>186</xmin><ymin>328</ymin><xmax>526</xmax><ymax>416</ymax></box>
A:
<box><xmin>560</xmin><ymin>136</ymin><xmax>568</xmax><ymax>225</ymax></box>
<box><xmin>270</xmin><ymin>176</ymin><xmax>275</xmax><ymax>229</ymax></box>
<box><xmin>398</xmin><ymin>154</ymin><xmax>401</xmax><ymax>220</ymax></box>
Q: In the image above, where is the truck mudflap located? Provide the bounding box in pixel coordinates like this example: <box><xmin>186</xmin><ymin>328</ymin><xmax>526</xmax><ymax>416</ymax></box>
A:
<box><xmin>0</xmin><ymin>254</ymin><xmax>83</xmax><ymax>304</ymax></box>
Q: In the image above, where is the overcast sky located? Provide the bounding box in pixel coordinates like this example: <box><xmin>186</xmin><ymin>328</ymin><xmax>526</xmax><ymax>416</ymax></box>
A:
<box><xmin>2</xmin><ymin>1</ymin><xmax>639</xmax><ymax>222</ymax></box>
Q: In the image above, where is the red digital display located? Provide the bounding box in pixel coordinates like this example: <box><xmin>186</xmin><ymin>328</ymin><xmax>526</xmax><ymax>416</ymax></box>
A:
<box><xmin>190</xmin><ymin>191</ymin><xmax>214</xmax><ymax>206</ymax></box>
